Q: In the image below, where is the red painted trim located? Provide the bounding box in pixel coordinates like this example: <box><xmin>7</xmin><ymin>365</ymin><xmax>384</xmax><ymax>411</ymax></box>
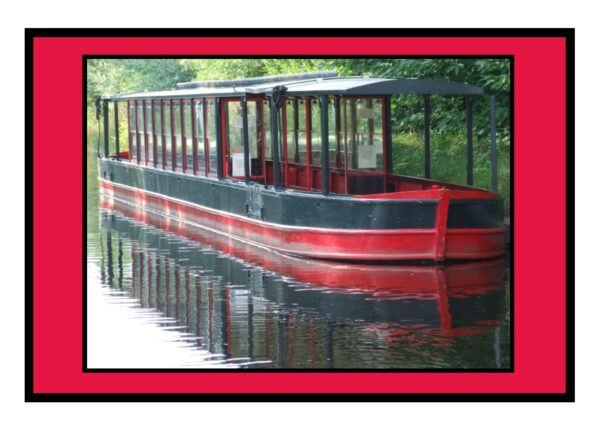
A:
<box><xmin>99</xmin><ymin>179</ymin><xmax>505</xmax><ymax>261</ymax></box>
<box><xmin>434</xmin><ymin>189</ymin><xmax>450</xmax><ymax>261</ymax></box>
<box><xmin>354</xmin><ymin>187</ymin><xmax>498</xmax><ymax>200</ymax></box>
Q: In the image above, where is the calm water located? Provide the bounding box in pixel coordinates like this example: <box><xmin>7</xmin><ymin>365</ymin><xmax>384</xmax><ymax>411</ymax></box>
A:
<box><xmin>87</xmin><ymin>154</ymin><xmax>511</xmax><ymax>369</ymax></box>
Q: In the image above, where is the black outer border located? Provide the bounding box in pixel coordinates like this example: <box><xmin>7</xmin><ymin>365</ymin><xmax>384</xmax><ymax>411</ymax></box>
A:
<box><xmin>24</xmin><ymin>28</ymin><xmax>574</xmax><ymax>403</ymax></box>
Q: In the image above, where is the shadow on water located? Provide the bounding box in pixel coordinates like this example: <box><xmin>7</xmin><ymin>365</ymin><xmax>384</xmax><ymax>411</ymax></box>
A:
<box><xmin>87</xmin><ymin>155</ymin><xmax>511</xmax><ymax>369</ymax></box>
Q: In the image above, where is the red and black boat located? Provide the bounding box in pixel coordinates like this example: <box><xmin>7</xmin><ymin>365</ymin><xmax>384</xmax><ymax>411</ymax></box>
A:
<box><xmin>98</xmin><ymin>71</ymin><xmax>505</xmax><ymax>261</ymax></box>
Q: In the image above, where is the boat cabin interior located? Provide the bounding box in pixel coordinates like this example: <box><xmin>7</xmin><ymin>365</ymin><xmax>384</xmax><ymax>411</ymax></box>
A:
<box><xmin>100</xmin><ymin>71</ymin><xmax>497</xmax><ymax>197</ymax></box>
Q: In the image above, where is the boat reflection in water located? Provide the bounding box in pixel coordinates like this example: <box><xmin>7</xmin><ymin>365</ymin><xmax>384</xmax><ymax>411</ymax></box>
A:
<box><xmin>96</xmin><ymin>196</ymin><xmax>510</xmax><ymax>369</ymax></box>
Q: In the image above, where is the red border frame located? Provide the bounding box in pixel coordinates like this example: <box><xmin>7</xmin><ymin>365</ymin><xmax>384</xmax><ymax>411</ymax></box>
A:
<box><xmin>26</xmin><ymin>29</ymin><xmax>573</xmax><ymax>401</ymax></box>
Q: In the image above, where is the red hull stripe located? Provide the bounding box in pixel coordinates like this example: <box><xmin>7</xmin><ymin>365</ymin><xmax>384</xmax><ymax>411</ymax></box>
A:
<box><xmin>99</xmin><ymin>179</ymin><xmax>505</xmax><ymax>261</ymax></box>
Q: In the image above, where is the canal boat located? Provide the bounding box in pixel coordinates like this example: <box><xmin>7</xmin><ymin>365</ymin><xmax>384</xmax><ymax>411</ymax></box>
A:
<box><xmin>97</xmin><ymin>71</ymin><xmax>505</xmax><ymax>262</ymax></box>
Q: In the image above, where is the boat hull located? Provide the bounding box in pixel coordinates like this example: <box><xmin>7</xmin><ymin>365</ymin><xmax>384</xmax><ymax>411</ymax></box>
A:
<box><xmin>99</xmin><ymin>160</ymin><xmax>505</xmax><ymax>261</ymax></box>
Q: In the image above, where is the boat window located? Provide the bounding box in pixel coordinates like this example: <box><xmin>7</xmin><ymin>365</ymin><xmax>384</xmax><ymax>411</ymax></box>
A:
<box><xmin>225</xmin><ymin>101</ymin><xmax>244</xmax><ymax>177</ymax></box>
<box><xmin>174</xmin><ymin>101</ymin><xmax>183</xmax><ymax>171</ymax></box>
<box><xmin>345</xmin><ymin>97</ymin><xmax>384</xmax><ymax>172</ymax></box>
<box><xmin>145</xmin><ymin>101</ymin><xmax>154</xmax><ymax>166</ymax></box>
<box><xmin>153</xmin><ymin>101</ymin><xmax>162</xmax><ymax>168</ymax></box>
<box><xmin>310</xmin><ymin>97</ymin><xmax>321</xmax><ymax>167</ymax></box>
<box><xmin>297</xmin><ymin>99</ymin><xmax>307</xmax><ymax>163</ymax></box>
<box><xmin>206</xmin><ymin>99</ymin><xmax>218</xmax><ymax>176</ymax></box>
<box><xmin>194</xmin><ymin>100</ymin><xmax>206</xmax><ymax>175</ymax></box>
<box><xmin>163</xmin><ymin>101</ymin><xmax>172</xmax><ymax>169</ymax></box>
<box><xmin>183</xmin><ymin>101</ymin><xmax>193</xmax><ymax>173</ymax></box>
<box><xmin>332</xmin><ymin>97</ymin><xmax>344</xmax><ymax>169</ymax></box>
<box><xmin>285</xmin><ymin>98</ymin><xmax>296</xmax><ymax>163</ymax></box>
<box><xmin>263</xmin><ymin>100</ymin><xmax>271</xmax><ymax>160</ymax></box>
<box><xmin>224</xmin><ymin>99</ymin><xmax>263</xmax><ymax>179</ymax></box>
<box><xmin>248</xmin><ymin>100</ymin><xmax>262</xmax><ymax>177</ymax></box>
<box><xmin>137</xmin><ymin>101</ymin><xmax>145</xmax><ymax>164</ymax></box>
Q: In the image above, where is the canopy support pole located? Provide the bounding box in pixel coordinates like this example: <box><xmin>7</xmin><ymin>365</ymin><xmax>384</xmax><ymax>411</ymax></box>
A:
<box><xmin>320</xmin><ymin>95</ymin><xmax>330</xmax><ymax>196</ymax></box>
<box><xmin>490</xmin><ymin>95</ymin><xmax>498</xmax><ymax>192</ymax></box>
<box><xmin>271</xmin><ymin>97</ymin><xmax>281</xmax><ymax>190</ymax></box>
<box><xmin>242</xmin><ymin>97</ymin><xmax>250</xmax><ymax>183</ymax></box>
<box><xmin>113</xmin><ymin>100</ymin><xmax>119</xmax><ymax>160</ymax></box>
<box><xmin>423</xmin><ymin>94</ymin><xmax>431</xmax><ymax>179</ymax></box>
<box><xmin>384</xmin><ymin>96</ymin><xmax>393</xmax><ymax>188</ymax></box>
<box><xmin>103</xmin><ymin>99</ymin><xmax>109</xmax><ymax>158</ymax></box>
<box><xmin>215</xmin><ymin>98</ymin><xmax>224</xmax><ymax>179</ymax></box>
<box><xmin>466</xmin><ymin>96</ymin><xmax>474</xmax><ymax>186</ymax></box>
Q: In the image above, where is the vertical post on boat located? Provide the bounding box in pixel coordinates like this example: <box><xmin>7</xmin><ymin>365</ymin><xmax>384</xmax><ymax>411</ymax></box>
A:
<box><xmin>180</xmin><ymin>99</ymin><xmax>186</xmax><ymax>172</ymax></box>
<box><xmin>102</xmin><ymin>99</ymin><xmax>109</xmax><ymax>158</ymax></box>
<box><xmin>384</xmin><ymin>96</ymin><xmax>393</xmax><ymax>191</ymax></box>
<box><xmin>490</xmin><ymin>95</ymin><xmax>498</xmax><ymax>192</ymax></box>
<box><xmin>191</xmin><ymin>99</ymin><xmax>198</xmax><ymax>175</ymax></box>
<box><xmin>135</xmin><ymin>100</ymin><xmax>141</xmax><ymax>163</ymax></box>
<box><xmin>170</xmin><ymin>100</ymin><xmax>176</xmax><ymax>171</ymax></box>
<box><xmin>113</xmin><ymin>100</ymin><xmax>119</xmax><ymax>160</ymax></box>
<box><xmin>271</xmin><ymin>96</ymin><xmax>281</xmax><ymax>190</ymax></box>
<box><xmin>466</xmin><ymin>96</ymin><xmax>474</xmax><ymax>186</ymax></box>
<box><xmin>127</xmin><ymin>100</ymin><xmax>132</xmax><ymax>162</ymax></box>
<box><xmin>215</xmin><ymin>98</ymin><xmax>224</xmax><ymax>179</ymax></box>
<box><xmin>321</xmin><ymin>95</ymin><xmax>330</xmax><ymax>196</ymax></box>
<box><xmin>423</xmin><ymin>94</ymin><xmax>431</xmax><ymax>179</ymax></box>
<box><xmin>242</xmin><ymin>96</ymin><xmax>250</xmax><ymax>183</ymax></box>
<box><xmin>384</xmin><ymin>96</ymin><xmax>393</xmax><ymax>174</ymax></box>
<box><xmin>293</xmin><ymin>98</ymin><xmax>299</xmax><ymax>162</ymax></box>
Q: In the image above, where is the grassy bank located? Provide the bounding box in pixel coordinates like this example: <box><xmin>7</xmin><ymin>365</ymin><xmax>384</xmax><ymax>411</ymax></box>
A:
<box><xmin>392</xmin><ymin>131</ymin><xmax>510</xmax><ymax>214</ymax></box>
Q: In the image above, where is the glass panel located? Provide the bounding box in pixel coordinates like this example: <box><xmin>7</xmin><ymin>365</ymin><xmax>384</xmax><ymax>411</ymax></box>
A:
<box><xmin>146</xmin><ymin>102</ymin><xmax>154</xmax><ymax>165</ymax></box>
<box><xmin>310</xmin><ymin>98</ymin><xmax>321</xmax><ymax>166</ymax></box>
<box><xmin>195</xmin><ymin>100</ymin><xmax>206</xmax><ymax>174</ymax></box>
<box><xmin>174</xmin><ymin>102</ymin><xmax>183</xmax><ymax>170</ymax></box>
<box><xmin>345</xmin><ymin>98</ymin><xmax>384</xmax><ymax>171</ymax></box>
<box><xmin>226</xmin><ymin>101</ymin><xmax>244</xmax><ymax>177</ymax></box>
<box><xmin>137</xmin><ymin>102</ymin><xmax>145</xmax><ymax>163</ymax></box>
<box><xmin>248</xmin><ymin>100</ymin><xmax>261</xmax><ymax>176</ymax></box>
<box><xmin>329</xmin><ymin>97</ymin><xmax>339</xmax><ymax>167</ymax></box>
<box><xmin>263</xmin><ymin>101</ymin><xmax>271</xmax><ymax>160</ymax></box>
<box><xmin>163</xmin><ymin>101</ymin><xmax>172</xmax><ymax>168</ymax></box>
<box><xmin>206</xmin><ymin>100</ymin><xmax>217</xmax><ymax>175</ymax></box>
<box><xmin>297</xmin><ymin>99</ymin><xmax>307</xmax><ymax>163</ymax></box>
<box><xmin>184</xmin><ymin>101</ymin><xmax>193</xmax><ymax>172</ymax></box>
<box><xmin>285</xmin><ymin>99</ymin><xmax>295</xmax><ymax>163</ymax></box>
<box><xmin>154</xmin><ymin>102</ymin><xmax>162</xmax><ymax>167</ymax></box>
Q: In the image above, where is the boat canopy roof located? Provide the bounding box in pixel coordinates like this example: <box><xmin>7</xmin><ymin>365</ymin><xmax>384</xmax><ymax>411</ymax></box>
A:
<box><xmin>104</xmin><ymin>71</ymin><xmax>485</xmax><ymax>101</ymax></box>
